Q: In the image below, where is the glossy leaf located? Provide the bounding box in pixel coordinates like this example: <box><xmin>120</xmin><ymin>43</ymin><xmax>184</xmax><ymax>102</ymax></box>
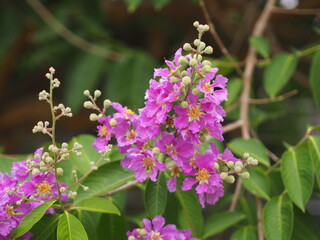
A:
<box><xmin>263</xmin><ymin>195</ymin><xmax>293</xmax><ymax>240</ymax></box>
<box><xmin>68</xmin><ymin>134</ymin><xmax>102</xmax><ymax>175</ymax></box>
<box><xmin>57</xmin><ymin>211</ymin><xmax>88</xmax><ymax>240</ymax></box>
<box><xmin>308</xmin><ymin>135</ymin><xmax>320</xmax><ymax>187</ymax></box>
<box><xmin>264</xmin><ymin>53</ymin><xmax>298</xmax><ymax>97</ymax></box>
<box><xmin>242</xmin><ymin>168</ymin><xmax>271</xmax><ymax>200</ymax></box>
<box><xmin>96</xmin><ymin>213</ymin><xmax>128</xmax><ymax>240</ymax></box>
<box><xmin>11</xmin><ymin>200</ymin><xmax>56</xmax><ymax>239</ymax></box>
<box><xmin>239</xmin><ymin>197</ymin><xmax>257</xmax><ymax>225</ymax></box>
<box><xmin>228</xmin><ymin>138</ymin><xmax>270</xmax><ymax>167</ymax></box>
<box><xmin>225</xmin><ymin>78</ymin><xmax>243</xmax><ymax>107</ymax></box>
<box><xmin>203</xmin><ymin>211</ymin><xmax>245</xmax><ymax>239</ymax></box>
<box><xmin>30</xmin><ymin>213</ymin><xmax>60</xmax><ymax>240</ymax></box>
<box><xmin>249</xmin><ymin>36</ymin><xmax>270</xmax><ymax>58</ymax></box>
<box><xmin>75</xmin><ymin>161</ymin><xmax>135</xmax><ymax>203</ymax></box>
<box><xmin>78</xmin><ymin>211</ymin><xmax>101</xmax><ymax>240</ymax></box>
<box><xmin>72</xmin><ymin>197</ymin><xmax>120</xmax><ymax>215</ymax></box>
<box><xmin>281</xmin><ymin>147</ymin><xmax>313</xmax><ymax>211</ymax></box>
<box><xmin>65</xmin><ymin>53</ymin><xmax>105</xmax><ymax>112</ymax></box>
<box><xmin>230</xmin><ymin>226</ymin><xmax>257</xmax><ymax>240</ymax></box>
<box><xmin>292</xmin><ymin>207</ymin><xmax>320</xmax><ymax>240</ymax></box>
<box><xmin>310</xmin><ymin>50</ymin><xmax>320</xmax><ymax>108</ymax></box>
<box><xmin>0</xmin><ymin>154</ymin><xmax>21</xmax><ymax>173</ymax></box>
<box><xmin>175</xmin><ymin>188</ymin><xmax>203</xmax><ymax>238</ymax></box>
<box><xmin>144</xmin><ymin>172</ymin><xmax>167</xmax><ymax>218</ymax></box>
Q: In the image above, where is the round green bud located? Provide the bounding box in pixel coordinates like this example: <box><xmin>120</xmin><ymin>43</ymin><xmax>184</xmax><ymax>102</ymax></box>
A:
<box><xmin>213</xmin><ymin>162</ymin><xmax>219</xmax><ymax>170</ymax></box>
<box><xmin>32</xmin><ymin>168</ymin><xmax>41</xmax><ymax>175</ymax></box>
<box><xmin>109</xmin><ymin>119</ymin><xmax>117</xmax><ymax>127</ymax></box>
<box><xmin>227</xmin><ymin>161</ymin><xmax>234</xmax><ymax>168</ymax></box>
<box><xmin>45</xmin><ymin>73</ymin><xmax>51</xmax><ymax>79</ymax></box>
<box><xmin>152</xmin><ymin>147</ymin><xmax>160</xmax><ymax>155</ymax></box>
<box><xmin>193</xmin><ymin>21</ymin><xmax>199</xmax><ymax>27</ymax></box>
<box><xmin>235</xmin><ymin>161</ymin><xmax>243</xmax><ymax>168</ymax></box>
<box><xmin>182</xmin><ymin>76</ymin><xmax>191</xmax><ymax>85</ymax></box>
<box><xmin>225</xmin><ymin>175</ymin><xmax>235</xmax><ymax>184</ymax></box>
<box><xmin>204</xmin><ymin>46</ymin><xmax>213</xmax><ymax>54</ymax></box>
<box><xmin>241</xmin><ymin>172</ymin><xmax>250</xmax><ymax>179</ymax></box>
<box><xmin>198</xmin><ymin>42</ymin><xmax>206</xmax><ymax>51</ymax></box>
<box><xmin>83</xmin><ymin>101</ymin><xmax>93</xmax><ymax>109</ymax></box>
<box><xmin>56</xmin><ymin>167</ymin><xmax>64</xmax><ymax>177</ymax></box>
<box><xmin>103</xmin><ymin>99</ymin><xmax>112</xmax><ymax>109</ymax></box>
<box><xmin>181</xmin><ymin>70</ymin><xmax>189</xmax><ymax>77</ymax></box>
<box><xmin>89</xmin><ymin>113</ymin><xmax>98</xmax><ymax>121</ymax></box>
<box><xmin>202</xmin><ymin>60</ymin><xmax>212</xmax><ymax>66</ymax></box>
<box><xmin>220</xmin><ymin>172</ymin><xmax>228</xmax><ymax>180</ymax></box>
<box><xmin>178</xmin><ymin>56</ymin><xmax>189</xmax><ymax>65</ymax></box>
<box><xmin>200</xmin><ymin>24</ymin><xmax>210</xmax><ymax>32</ymax></box>
<box><xmin>183</xmin><ymin>43</ymin><xmax>193</xmax><ymax>52</ymax></box>
<box><xmin>234</xmin><ymin>166</ymin><xmax>242</xmax><ymax>173</ymax></box>
<box><xmin>128</xmin><ymin>236</ymin><xmax>137</xmax><ymax>240</ymax></box>
<box><xmin>94</xmin><ymin>90</ymin><xmax>101</xmax><ymax>98</ymax></box>
<box><xmin>251</xmin><ymin>159</ymin><xmax>259</xmax><ymax>166</ymax></box>
<box><xmin>62</xmin><ymin>142</ymin><xmax>68</xmax><ymax>148</ymax></box>
<box><xmin>170</xmin><ymin>76</ymin><xmax>179</xmax><ymax>83</ymax></box>
<box><xmin>194</xmin><ymin>39</ymin><xmax>201</xmax><ymax>47</ymax></box>
<box><xmin>189</xmin><ymin>58</ymin><xmax>197</xmax><ymax>66</ymax></box>
<box><xmin>192</xmin><ymin>88</ymin><xmax>200</xmax><ymax>95</ymax></box>
<box><xmin>202</xmin><ymin>65</ymin><xmax>211</xmax><ymax>73</ymax></box>
<box><xmin>194</xmin><ymin>54</ymin><xmax>202</xmax><ymax>62</ymax></box>
<box><xmin>181</xmin><ymin>101</ymin><xmax>188</xmax><ymax>109</ymax></box>
<box><xmin>83</xmin><ymin>90</ymin><xmax>90</xmax><ymax>97</ymax></box>
<box><xmin>243</xmin><ymin>152</ymin><xmax>250</xmax><ymax>159</ymax></box>
<box><xmin>220</xmin><ymin>166</ymin><xmax>229</xmax><ymax>172</ymax></box>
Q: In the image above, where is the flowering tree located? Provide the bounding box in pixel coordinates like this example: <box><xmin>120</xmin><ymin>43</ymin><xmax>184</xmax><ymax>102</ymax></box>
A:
<box><xmin>1</xmin><ymin>0</ymin><xmax>320</xmax><ymax>240</ymax></box>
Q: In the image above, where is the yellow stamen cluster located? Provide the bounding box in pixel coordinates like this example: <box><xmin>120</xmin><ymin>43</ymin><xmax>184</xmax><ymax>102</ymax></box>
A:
<box><xmin>196</xmin><ymin>169</ymin><xmax>211</xmax><ymax>184</ymax></box>
<box><xmin>36</xmin><ymin>180</ymin><xmax>53</xmax><ymax>194</ymax></box>
<box><xmin>143</xmin><ymin>157</ymin><xmax>155</xmax><ymax>169</ymax></box>
<box><xmin>187</xmin><ymin>105</ymin><xmax>203</xmax><ymax>121</ymax></box>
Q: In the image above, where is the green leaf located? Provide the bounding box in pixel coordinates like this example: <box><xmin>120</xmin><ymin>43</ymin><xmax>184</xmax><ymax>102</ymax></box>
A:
<box><xmin>78</xmin><ymin>211</ymin><xmax>101</xmax><ymax>240</ymax></box>
<box><xmin>68</xmin><ymin>134</ymin><xmax>102</xmax><ymax>175</ymax></box>
<box><xmin>239</xmin><ymin>197</ymin><xmax>257</xmax><ymax>225</ymax></box>
<box><xmin>0</xmin><ymin>154</ymin><xmax>23</xmax><ymax>173</ymax></box>
<box><xmin>65</xmin><ymin>53</ymin><xmax>105</xmax><ymax>113</ymax></box>
<box><xmin>228</xmin><ymin>138</ymin><xmax>270</xmax><ymax>167</ymax></box>
<box><xmin>292</xmin><ymin>207</ymin><xmax>320</xmax><ymax>240</ymax></box>
<box><xmin>72</xmin><ymin>197</ymin><xmax>120</xmax><ymax>215</ymax></box>
<box><xmin>281</xmin><ymin>147</ymin><xmax>313</xmax><ymax>211</ymax></box>
<box><xmin>230</xmin><ymin>226</ymin><xmax>257</xmax><ymax>240</ymax></box>
<box><xmin>203</xmin><ymin>211</ymin><xmax>245</xmax><ymax>239</ymax></box>
<box><xmin>144</xmin><ymin>172</ymin><xmax>167</xmax><ymax>218</ymax></box>
<box><xmin>96</xmin><ymin>213</ymin><xmax>128</xmax><ymax>240</ymax></box>
<box><xmin>263</xmin><ymin>194</ymin><xmax>293</xmax><ymax>240</ymax></box>
<box><xmin>249</xmin><ymin>36</ymin><xmax>270</xmax><ymax>58</ymax></box>
<box><xmin>175</xmin><ymin>188</ymin><xmax>203</xmax><ymax>238</ymax></box>
<box><xmin>308</xmin><ymin>136</ymin><xmax>320</xmax><ymax>187</ymax></box>
<box><xmin>225</xmin><ymin>78</ymin><xmax>243</xmax><ymax>107</ymax></box>
<box><xmin>123</xmin><ymin>0</ymin><xmax>143</xmax><ymax>12</ymax></box>
<box><xmin>57</xmin><ymin>211</ymin><xmax>88</xmax><ymax>240</ymax></box>
<box><xmin>310</xmin><ymin>50</ymin><xmax>320</xmax><ymax>108</ymax></box>
<box><xmin>11</xmin><ymin>200</ymin><xmax>56</xmax><ymax>239</ymax></box>
<box><xmin>152</xmin><ymin>0</ymin><xmax>171</xmax><ymax>10</ymax></box>
<box><xmin>263</xmin><ymin>53</ymin><xmax>298</xmax><ymax>97</ymax></box>
<box><xmin>30</xmin><ymin>213</ymin><xmax>60</xmax><ymax>240</ymax></box>
<box><xmin>75</xmin><ymin>161</ymin><xmax>135</xmax><ymax>203</ymax></box>
<box><xmin>242</xmin><ymin>168</ymin><xmax>271</xmax><ymax>200</ymax></box>
<box><xmin>268</xmin><ymin>170</ymin><xmax>285</xmax><ymax>197</ymax></box>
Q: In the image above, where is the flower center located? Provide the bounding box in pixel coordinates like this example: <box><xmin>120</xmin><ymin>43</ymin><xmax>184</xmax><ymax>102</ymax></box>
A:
<box><xmin>187</xmin><ymin>105</ymin><xmax>202</xmax><ymax>121</ymax></box>
<box><xmin>196</xmin><ymin>169</ymin><xmax>211</xmax><ymax>184</ymax></box>
<box><xmin>143</xmin><ymin>157</ymin><xmax>155</xmax><ymax>169</ymax></box>
<box><xmin>171</xmin><ymin>165</ymin><xmax>181</xmax><ymax>176</ymax></box>
<box><xmin>5</xmin><ymin>205</ymin><xmax>14</xmax><ymax>218</ymax></box>
<box><xmin>166</xmin><ymin>144</ymin><xmax>177</xmax><ymax>156</ymax></box>
<box><xmin>125</xmin><ymin>108</ymin><xmax>135</xmax><ymax>115</ymax></box>
<box><xmin>165</xmin><ymin>116</ymin><xmax>174</xmax><ymax>128</ymax></box>
<box><xmin>126</xmin><ymin>130</ymin><xmax>137</xmax><ymax>140</ymax></box>
<box><xmin>36</xmin><ymin>180</ymin><xmax>52</xmax><ymax>194</ymax></box>
<box><xmin>151</xmin><ymin>232</ymin><xmax>163</xmax><ymax>240</ymax></box>
<box><xmin>99</xmin><ymin>126</ymin><xmax>109</xmax><ymax>137</ymax></box>
<box><xmin>203</xmin><ymin>82</ymin><xmax>213</xmax><ymax>93</ymax></box>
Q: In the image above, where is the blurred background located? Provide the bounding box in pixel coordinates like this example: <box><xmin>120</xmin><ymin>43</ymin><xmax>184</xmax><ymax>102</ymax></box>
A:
<box><xmin>1</xmin><ymin>0</ymin><xmax>320</xmax><ymax>154</ymax></box>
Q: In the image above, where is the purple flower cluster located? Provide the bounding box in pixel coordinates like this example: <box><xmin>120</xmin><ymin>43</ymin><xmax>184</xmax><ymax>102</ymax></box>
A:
<box><xmin>93</xmin><ymin>47</ymin><xmax>242</xmax><ymax>207</ymax></box>
<box><xmin>0</xmin><ymin>148</ymin><xmax>68</xmax><ymax>239</ymax></box>
<box><xmin>127</xmin><ymin>215</ymin><xmax>198</xmax><ymax>240</ymax></box>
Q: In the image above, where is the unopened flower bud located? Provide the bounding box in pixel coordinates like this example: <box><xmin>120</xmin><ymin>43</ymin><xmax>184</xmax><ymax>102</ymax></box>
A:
<box><xmin>83</xmin><ymin>186</ymin><xmax>89</xmax><ymax>191</ymax></box>
<box><xmin>202</xmin><ymin>60</ymin><xmax>212</xmax><ymax>66</ymax></box>
<box><xmin>83</xmin><ymin>90</ymin><xmax>90</xmax><ymax>97</ymax></box>
<box><xmin>181</xmin><ymin>101</ymin><xmax>188</xmax><ymax>109</ymax></box>
<box><xmin>198</xmin><ymin>42</ymin><xmax>206</xmax><ymax>51</ymax></box>
<box><xmin>178</xmin><ymin>56</ymin><xmax>189</xmax><ymax>65</ymax></box>
<box><xmin>182</xmin><ymin>76</ymin><xmax>191</xmax><ymax>85</ymax></box>
<box><xmin>128</xmin><ymin>236</ymin><xmax>137</xmax><ymax>240</ymax></box>
<box><xmin>199</xmin><ymin>24</ymin><xmax>209</xmax><ymax>32</ymax></box>
<box><xmin>241</xmin><ymin>172</ymin><xmax>250</xmax><ymax>179</ymax></box>
<box><xmin>220</xmin><ymin>172</ymin><xmax>228</xmax><ymax>180</ymax></box>
<box><xmin>192</xmin><ymin>88</ymin><xmax>200</xmax><ymax>95</ymax></box>
<box><xmin>183</xmin><ymin>43</ymin><xmax>193</xmax><ymax>52</ymax></box>
<box><xmin>220</xmin><ymin>166</ymin><xmax>228</xmax><ymax>172</ymax></box>
<box><xmin>89</xmin><ymin>113</ymin><xmax>98</xmax><ymax>121</ymax></box>
<box><xmin>32</xmin><ymin>168</ymin><xmax>41</xmax><ymax>175</ymax></box>
<box><xmin>235</xmin><ymin>161</ymin><xmax>243</xmax><ymax>168</ymax></box>
<box><xmin>202</xmin><ymin>65</ymin><xmax>211</xmax><ymax>73</ymax></box>
<box><xmin>189</xmin><ymin>58</ymin><xmax>197</xmax><ymax>66</ymax></box>
<box><xmin>94</xmin><ymin>90</ymin><xmax>101</xmax><ymax>98</ymax></box>
<box><xmin>181</xmin><ymin>70</ymin><xmax>189</xmax><ymax>77</ymax></box>
<box><xmin>45</xmin><ymin>73</ymin><xmax>51</xmax><ymax>79</ymax></box>
<box><xmin>227</xmin><ymin>161</ymin><xmax>234</xmax><ymax>168</ymax></box>
<box><xmin>225</xmin><ymin>175</ymin><xmax>235</xmax><ymax>184</ymax></box>
<box><xmin>243</xmin><ymin>153</ymin><xmax>250</xmax><ymax>159</ymax></box>
<box><xmin>204</xmin><ymin>46</ymin><xmax>213</xmax><ymax>54</ymax></box>
<box><xmin>152</xmin><ymin>147</ymin><xmax>160</xmax><ymax>154</ymax></box>
<box><xmin>234</xmin><ymin>166</ymin><xmax>242</xmax><ymax>173</ymax></box>
<box><xmin>169</xmin><ymin>76</ymin><xmax>179</xmax><ymax>83</ymax></box>
<box><xmin>49</xmin><ymin>67</ymin><xmax>55</xmax><ymax>74</ymax></box>
<box><xmin>56</xmin><ymin>168</ymin><xmax>64</xmax><ymax>176</ymax></box>
<box><xmin>194</xmin><ymin>39</ymin><xmax>201</xmax><ymax>47</ymax></box>
<box><xmin>62</xmin><ymin>142</ymin><xmax>68</xmax><ymax>148</ymax></box>
<box><xmin>109</xmin><ymin>119</ymin><xmax>117</xmax><ymax>127</ymax></box>
<box><xmin>213</xmin><ymin>162</ymin><xmax>219</xmax><ymax>170</ymax></box>
<box><xmin>60</xmin><ymin>187</ymin><xmax>66</xmax><ymax>193</ymax></box>
<box><xmin>103</xmin><ymin>99</ymin><xmax>112</xmax><ymax>109</ymax></box>
<box><xmin>251</xmin><ymin>159</ymin><xmax>259</xmax><ymax>166</ymax></box>
<box><xmin>194</xmin><ymin>54</ymin><xmax>202</xmax><ymax>62</ymax></box>
<box><xmin>16</xmin><ymin>200</ymin><xmax>22</xmax><ymax>206</ymax></box>
<box><xmin>193</xmin><ymin>21</ymin><xmax>199</xmax><ymax>27</ymax></box>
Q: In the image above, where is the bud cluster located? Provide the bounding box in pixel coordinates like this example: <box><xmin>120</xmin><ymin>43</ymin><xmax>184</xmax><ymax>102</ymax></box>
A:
<box><xmin>83</xmin><ymin>90</ymin><xmax>112</xmax><ymax>122</ymax></box>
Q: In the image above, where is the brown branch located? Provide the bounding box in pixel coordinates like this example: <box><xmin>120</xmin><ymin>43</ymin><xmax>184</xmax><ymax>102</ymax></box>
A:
<box><xmin>240</xmin><ymin>0</ymin><xmax>276</xmax><ymax>139</ymax></box>
<box><xmin>272</xmin><ymin>7</ymin><xmax>320</xmax><ymax>15</ymax></box>
<box><xmin>256</xmin><ymin>197</ymin><xmax>264</xmax><ymax>240</ymax></box>
<box><xmin>26</xmin><ymin>0</ymin><xmax>121</xmax><ymax>60</ymax></box>
<box><xmin>199</xmin><ymin>0</ymin><xmax>243</xmax><ymax>77</ymax></box>
<box><xmin>229</xmin><ymin>179</ymin><xmax>242</xmax><ymax>211</ymax></box>
<box><xmin>249</xmin><ymin>89</ymin><xmax>298</xmax><ymax>104</ymax></box>
<box><xmin>102</xmin><ymin>180</ymin><xmax>139</xmax><ymax>196</ymax></box>
<box><xmin>223</xmin><ymin>120</ymin><xmax>243</xmax><ymax>134</ymax></box>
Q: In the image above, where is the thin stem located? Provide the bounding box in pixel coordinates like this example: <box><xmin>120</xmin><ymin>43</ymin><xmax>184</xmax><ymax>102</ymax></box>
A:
<box><xmin>222</xmin><ymin>120</ymin><xmax>243</xmax><ymax>134</ymax></box>
<box><xmin>272</xmin><ymin>7</ymin><xmax>320</xmax><ymax>15</ymax></box>
<box><xmin>249</xmin><ymin>90</ymin><xmax>298</xmax><ymax>104</ymax></box>
<box><xmin>199</xmin><ymin>0</ymin><xmax>243</xmax><ymax>77</ymax></box>
<box><xmin>26</xmin><ymin>0</ymin><xmax>121</xmax><ymax>60</ymax></box>
<box><xmin>229</xmin><ymin>179</ymin><xmax>242</xmax><ymax>211</ymax></box>
<box><xmin>256</xmin><ymin>197</ymin><xmax>264</xmax><ymax>240</ymax></box>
